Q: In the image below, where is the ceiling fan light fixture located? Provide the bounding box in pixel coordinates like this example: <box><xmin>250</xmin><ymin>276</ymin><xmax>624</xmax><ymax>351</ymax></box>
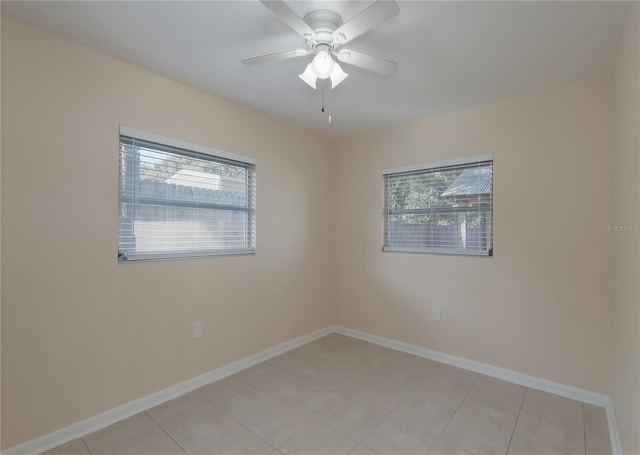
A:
<box><xmin>246</xmin><ymin>1</ymin><xmax>400</xmax><ymax>94</ymax></box>
<box><xmin>311</xmin><ymin>50</ymin><xmax>334</xmax><ymax>79</ymax></box>
<box><xmin>299</xmin><ymin>63</ymin><xmax>317</xmax><ymax>88</ymax></box>
<box><xmin>329</xmin><ymin>62</ymin><xmax>348</xmax><ymax>88</ymax></box>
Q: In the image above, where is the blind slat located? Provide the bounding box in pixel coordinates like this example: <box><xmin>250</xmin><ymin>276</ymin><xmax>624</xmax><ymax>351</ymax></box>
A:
<box><xmin>119</xmin><ymin>131</ymin><xmax>256</xmax><ymax>262</ymax></box>
<box><xmin>383</xmin><ymin>158</ymin><xmax>493</xmax><ymax>256</ymax></box>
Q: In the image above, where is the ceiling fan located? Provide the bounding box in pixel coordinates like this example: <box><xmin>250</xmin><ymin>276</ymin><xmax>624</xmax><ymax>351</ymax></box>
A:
<box><xmin>242</xmin><ymin>0</ymin><xmax>400</xmax><ymax>90</ymax></box>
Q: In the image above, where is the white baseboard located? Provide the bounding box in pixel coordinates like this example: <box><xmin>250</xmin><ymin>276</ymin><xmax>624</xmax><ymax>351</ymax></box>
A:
<box><xmin>3</xmin><ymin>326</ymin><xmax>333</xmax><ymax>455</ymax></box>
<box><xmin>333</xmin><ymin>325</ymin><xmax>621</xmax><ymax>455</ymax></box>
<box><xmin>5</xmin><ymin>324</ymin><xmax>622</xmax><ymax>455</ymax></box>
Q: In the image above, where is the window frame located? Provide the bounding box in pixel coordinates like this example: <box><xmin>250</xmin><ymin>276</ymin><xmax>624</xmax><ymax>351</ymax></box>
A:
<box><xmin>382</xmin><ymin>154</ymin><xmax>493</xmax><ymax>257</ymax></box>
<box><xmin>118</xmin><ymin>126</ymin><xmax>256</xmax><ymax>263</ymax></box>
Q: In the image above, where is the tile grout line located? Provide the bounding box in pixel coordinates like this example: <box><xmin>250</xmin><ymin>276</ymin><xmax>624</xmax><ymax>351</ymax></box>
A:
<box><xmin>200</xmin><ymin>396</ymin><xmax>287</xmax><ymax>454</ymax></box>
<box><xmin>226</xmin><ymin>357</ymin><xmax>350</xmax><ymax>452</ymax></box>
<box><xmin>430</xmin><ymin>369</ymin><xmax>482</xmax><ymax>453</ymax></box>
<box><xmin>270</xmin><ymin>411</ymin><xmax>318</xmax><ymax>451</ymax></box>
<box><xmin>357</xmin><ymin>361</ymin><xmax>466</xmax><ymax>452</ymax></box>
<box><xmin>153</xmin><ymin>349</ymin><xmax>354</xmax><ymax>454</ymax></box>
<box><xmin>235</xmin><ymin>421</ymin><xmax>286</xmax><ymax>454</ymax></box>
<box><xmin>231</xmin><ymin>354</ymin><xmax>358</xmax><ymax>450</ymax></box>
<box><xmin>253</xmin><ymin>339</ymin><xmax>414</xmax><ymax>448</ymax></box>
<box><xmin>504</xmin><ymin>387</ymin><xmax>528</xmax><ymax>455</ymax></box>
<box><xmin>143</xmin><ymin>410</ymin><xmax>188</xmax><ymax>454</ymax></box>
<box><xmin>582</xmin><ymin>403</ymin><xmax>587</xmax><ymax>455</ymax></box>
<box><xmin>268</xmin><ymin>341</ymin><xmax>428</xmax><ymax>448</ymax></box>
<box><xmin>347</xmin><ymin>360</ymin><xmax>439</xmax><ymax>446</ymax></box>
<box><xmin>268</xmin><ymin>349</ymin><xmax>395</xmax><ymax>401</ymax></box>
<box><xmin>79</xmin><ymin>437</ymin><xmax>92</xmax><ymax>455</ymax></box>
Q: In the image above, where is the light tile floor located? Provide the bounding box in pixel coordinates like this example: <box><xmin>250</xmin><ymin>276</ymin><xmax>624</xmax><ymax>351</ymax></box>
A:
<box><xmin>42</xmin><ymin>334</ymin><xmax>612</xmax><ymax>455</ymax></box>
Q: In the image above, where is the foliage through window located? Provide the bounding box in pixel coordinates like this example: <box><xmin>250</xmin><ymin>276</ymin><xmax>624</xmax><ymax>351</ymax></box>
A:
<box><xmin>118</xmin><ymin>128</ymin><xmax>256</xmax><ymax>261</ymax></box>
<box><xmin>383</xmin><ymin>156</ymin><xmax>493</xmax><ymax>256</ymax></box>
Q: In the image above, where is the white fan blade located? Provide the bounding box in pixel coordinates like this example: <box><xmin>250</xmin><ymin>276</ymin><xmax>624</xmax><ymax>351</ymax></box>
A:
<box><xmin>242</xmin><ymin>49</ymin><xmax>311</xmax><ymax>66</ymax></box>
<box><xmin>260</xmin><ymin>0</ymin><xmax>315</xmax><ymax>39</ymax></box>
<box><xmin>332</xmin><ymin>1</ymin><xmax>399</xmax><ymax>45</ymax></box>
<box><xmin>334</xmin><ymin>49</ymin><xmax>397</xmax><ymax>75</ymax></box>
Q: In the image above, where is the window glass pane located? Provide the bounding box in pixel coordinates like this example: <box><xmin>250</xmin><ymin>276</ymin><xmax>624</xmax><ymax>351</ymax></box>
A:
<box><xmin>119</xmin><ymin>134</ymin><xmax>255</xmax><ymax>261</ymax></box>
<box><xmin>384</xmin><ymin>159</ymin><xmax>492</xmax><ymax>256</ymax></box>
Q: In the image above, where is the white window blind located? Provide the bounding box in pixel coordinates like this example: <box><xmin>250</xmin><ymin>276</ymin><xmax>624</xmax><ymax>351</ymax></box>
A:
<box><xmin>383</xmin><ymin>155</ymin><xmax>493</xmax><ymax>256</ymax></box>
<box><xmin>118</xmin><ymin>128</ymin><xmax>256</xmax><ymax>261</ymax></box>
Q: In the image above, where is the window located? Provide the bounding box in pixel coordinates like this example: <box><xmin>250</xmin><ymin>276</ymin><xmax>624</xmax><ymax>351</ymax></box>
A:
<box><xmin>383</xmin><ymin>155</ymin><xmax>493</xmax><ymax>256</ymax></box>
<box><xmin>118</xmin><ymin>127</ymin><xmax>256</xmax><ymax>261</ymax></box>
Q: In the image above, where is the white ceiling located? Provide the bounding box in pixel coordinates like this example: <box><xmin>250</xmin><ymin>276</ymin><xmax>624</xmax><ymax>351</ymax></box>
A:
<box><xmin>2</xmin><ymin>1</ymin><xmax>627</xmax><ymax>137</ymax></box>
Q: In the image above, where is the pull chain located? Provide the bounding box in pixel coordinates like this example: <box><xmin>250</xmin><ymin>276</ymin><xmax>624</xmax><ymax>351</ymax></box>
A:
<box><xmin>321</xmin><ymin>85</ymin><xmax>332</xmax><ymax>124</ymax></box>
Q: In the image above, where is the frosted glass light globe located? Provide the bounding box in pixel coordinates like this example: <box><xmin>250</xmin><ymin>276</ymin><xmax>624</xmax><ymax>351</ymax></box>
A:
<box><xmin>311</xmin><ymin>51</ymin><xmax>334</xmax><ymax>79</ymax></box>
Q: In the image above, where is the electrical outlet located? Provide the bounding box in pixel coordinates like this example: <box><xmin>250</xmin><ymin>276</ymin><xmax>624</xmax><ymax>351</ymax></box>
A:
<box><xmin>433</xmin><ymin>306</ymin><xmax>441</xmax><ymax>321</ymax></box>
<box><xmin>194</xmin><ymin>322</ymin><xmax>203</xmax><ymax>338</ymax></box>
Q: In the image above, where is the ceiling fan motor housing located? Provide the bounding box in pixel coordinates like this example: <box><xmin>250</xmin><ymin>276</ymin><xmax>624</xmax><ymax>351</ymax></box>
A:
<box><xmin>303</xmin><ymin>10</ymin><xmax>344</xmax><ymax>51</ymax></box>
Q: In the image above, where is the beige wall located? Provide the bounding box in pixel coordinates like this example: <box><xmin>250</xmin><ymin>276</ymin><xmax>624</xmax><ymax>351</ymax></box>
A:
<box><xmin>0</xmin><ymin>17</ymin><xmax>336</xmax><ymax>449</ymax></box>
<box><xmin>335</xmin><ymin>79</ymin><xmax>613</xmax><ymax>395</ymax></box>
<box><xmin>612</xmin><ymin>3</ymin><xmax>640</xmax><ymax>454</ymax></box>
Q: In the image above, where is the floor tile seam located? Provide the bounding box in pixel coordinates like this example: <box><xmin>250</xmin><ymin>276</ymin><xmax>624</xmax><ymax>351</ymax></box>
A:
<box><xmin>193</xmin><ymin>385</ymin><xmax>222</xmax><ymax>407</ymax></box>
<box><xmin>272</xmin><ymin>361</ymin><xmax>378</xmax><ymax>400</ymax></box>
<box><xmin>233</xmin><ymin>421</ymin><xmax>287</xmax><ymax>454</ymax></box>
<box><xmin>350</xmin><ymin>374</ymin><xmax>425</xmax><ymax>445</ymax></box>
<box><xmin>516</xmin><ymin>407</ymin><xmax>587</xmax><ymax>435</ymax></box>
<box><xmin>506</xmin><ymin>390</ymin><xmax>579</xmax><ymax>455</ymax></box>
<box><xmin>272</xmin><ymin>411</ymin><xmax>338</xmax><ymax>454</ymax></box>
<box><xmin>520</xmin><ymin>388</ymin><xmax>578</xmax><ymax>411</ymax></box>
<box><xmin>453</xmin><ymin>371</ymin><xmax>480</xmax><ymax>414</ymax></box>
<box><xmin>148</xmin><ymin>396</ymin><xmax>231</xmax><ymax>426</ymax></box>
<box><xmin>583</xmin><ymin>405</ymin><xmax>611</xmax><ymax>439</ymax></box>
<box><xmin>263</xmin><ymin>343</ymin><xmax>403</xmax><ymax>398</ymax></box>
<box><xmin>354</xmin><ymin>440</ymin><xmax>379</xmax><ymax>455</ymax></box>
<box><xmin>338</xmin><ymin>353</ymin><xmax>395</xmax><ymax>374</ymax></box>
<box><xmin>148</xmin><ymin>400</ymin><xmax>248</xmax><ymax>453</ymax></box>
<box><xmin>251</xmin><ymin>359</ymin><xmax>311</xmax><ymax>382</ymax></box>
<box><xmin>324</xmin><ymin>415</ymin><xmax>380</xmax><ymax>446</ymax></box>
<box><xmin>335</xmin><ymin>364</ymin><xmax>387</xmax><ymax>401</ymax></box>
<box><xmin>467</xmin><ymin>380</ymin><xmax>527</xmax><ymax>411</ymax></box>
<box><xmin>429</xmin><ymin>363</ymin><xmax>476</xmax><ymax>390</ymax></box>
<box><xmin>491</xmin><ymin>381</ymin><xmax>529</xmax><ymax>454</ymax></box>
<box><xmin>459</xmin><ymin>395</ymin><xmax>523</xmax><ymax>423</ymax></box>
<box><xmin>260</xmin><ymin>358</ymin><xmax>351</xmax><ymax>394</ymax></box>
<box><xmin>142</xmin><ymin>410</ymin><xmax>189</xmax><ymax>454</ymax></box>
<box><xmin>515</xmin><ymin>386</ymin><xmax>528</xmax><ymax>412</ymax></box>
<box><xmin>362</xmin><ymin>350</ymin><xmax>408</xmax><ymax>372</ymax></box>
<box><xmin>233</xmin><ymin>368</ymin><xmax>298</xmax><ymax>403</ymax></box>
<box><xmin>428</xmin><ymin>370</ymin><xmax>482</xmax><ymax>454</ymax></box>
<box><xmin>83</xmin><ymin>413</ymin><xmax>169</xmax><ymax>455</ymax></box>
<box><xmin>276</xmin><ymin>413</ymin><xmax>323</xmax><ymax>449</ymax></box>
<box><xmin>504</xmin><ymin>390</ymin><xmax>524</xmax><ymax>455</ymax></box>
<box><xmin>586</xmin><ymin>426</ymin><xmax>612</xmax><ymax>440</ymax></box>
<box><xmin>582</xmin><ymin>403</ymin><xmax>587</xmax><ymax>455</ymax></box>
<box><xmin>455</xmin><ymin>382</ymin><xmax>525</xmax><ymax>432</ymax></box>
<box><xmin>196</xmin><ymin>377</ymin><xmax>277</xmax><ymax>414</ymax></box>
<box><xmin>235</xmin><ymin>365</ymin><xmax>284</xmax><ymax>384</ymax></box>
<box><xmin>340</xmin><ymin>377</ymin><xmax>376</xmax><ymax>400</ymax></box>
<box><xmin>510</xmin><ymin>427</ymin><xmax>576</xmax><ymax>455</ymax></box>
<box><xmin>296</xmin><ymin>368</ymin><xmax>360</xmax><ymax>398</ymax></box>
<box><xmin>79</xmin><ymin>437</ymin><xmax>92</xmax><ymax>455</ymax></box>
